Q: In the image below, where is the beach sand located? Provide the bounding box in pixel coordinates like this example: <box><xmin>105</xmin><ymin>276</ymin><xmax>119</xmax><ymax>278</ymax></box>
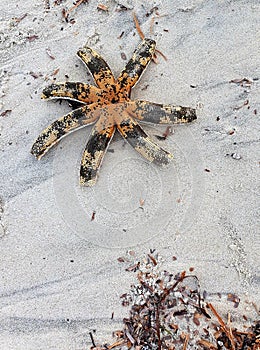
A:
<box><xmin>0</xmin><ymin>0</ymin><xmax>259</xmax><ymax>349</ymax></box>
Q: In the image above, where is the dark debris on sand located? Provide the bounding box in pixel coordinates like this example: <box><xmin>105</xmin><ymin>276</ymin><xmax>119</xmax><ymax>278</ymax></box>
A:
<box><xmin>90</xmin><ymin>251</ymin><xmax>260</xmax><ymax>350</ymax></box>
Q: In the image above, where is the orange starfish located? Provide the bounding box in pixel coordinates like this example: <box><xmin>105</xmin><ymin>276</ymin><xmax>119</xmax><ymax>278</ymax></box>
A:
<box><xmin>31</xmin><ymin>38</ymin><xmax>196</xmax><ymax>186</ymax></box>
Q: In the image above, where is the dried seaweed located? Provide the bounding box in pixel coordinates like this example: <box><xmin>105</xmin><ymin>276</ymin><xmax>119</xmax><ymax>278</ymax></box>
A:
<box><xmin>90</xmin><ymin>252</ymin><xmax>259</xmax><ymax>350</ymax></box>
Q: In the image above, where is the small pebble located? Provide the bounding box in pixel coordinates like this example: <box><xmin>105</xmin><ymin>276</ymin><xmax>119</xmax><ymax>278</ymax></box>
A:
<box><xmin>231</xmin><ymin>153</ymin><xmax>241</xmax><ymax>160</ymax></box>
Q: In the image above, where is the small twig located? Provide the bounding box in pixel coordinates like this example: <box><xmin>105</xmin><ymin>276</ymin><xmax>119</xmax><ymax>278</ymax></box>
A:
<box><xmin>155</xmin><ymin>48</ymin><xmax>167</xmax><ymax>61</ymax></box>
<box><xmin>197</xmin><ymin>339</ymin><xmax>218</xmax><ymax>349</ymax></box>
<box><xmin>227</xmin><ymin>312</ymin><xmax>234</xmax><ymax>346</ymax></box>
<box><xmin>89</xmin><ymin>332</ymin><xmax>96</xmax><ymax>347</ymax></box>
<box><xmin>152</xmin><ymin>52</ymin><xmax>159</xmax><ymax>64</ymax></box>
<box><xmin>133</xmin><ymin>12</ymin><xmax>145</xmax><ymax>39</ymax></box>
<box><xmin>125</xmin><ymin>330</ymin><xmax>135</xmax><ymax>345</ymax></box>
<box><xmin>150</xmin><ymin>17</ymin><xmax>156</xmax><ymax>35</ymax></box>
<box><xmin>148</xmin><ymin>253</ymin><xmax>157</xmax><ymax>266</ymax></box>
<box><xmin>155</xmin><ymin>304</ymin><xmax>162</xmax><ymax>350</ymax></box>
<box><xmin>133</xmin><ymin>12</ymin><xmax>167</xmax><ymax>63</ymax></box>
<box><xmin>139</xmin><ymin>277</ymin><xmax>154</xmax><ymax>293</ymax></box>
<box><xmin>91</xmin><ymin>211</ymin><xmax>96</xmax><ymax>221</ymax></box>
<box><xmin>208</xmin><ymin>303</ymin><xmax>236</xmax><ymax>350</ymax></box>
<box><xmin>107</xmin><ymin>339</ymin><xmax>126</xmax><ymax>349</ymax></box>
<box><xmin>161</xmin><ymin>271</ymin><xmax>186</xmax><ymax>302</ymax></box>
<box><xmin>46</xmin><ymin>48</ymin><xmax>55</xmax><ymax>60</ymax></box>
<box><xmin>229</xmin><ymin>78</ymin><xmax>253</xmax><ymax>86</ymax></box>
<box><xmin>63</xmin><ymin>0</ymin><xmax>87</xmax><ymax>19</ymax></box>
<box><xmin>13</xmin><ymin>13</ymin><xmax>27</xmax><ymax>23</ymax></box>
<box><xmin>182</xmin><ymin>333</ymin><xmax>190</xmax><ymax>350</ymax></box>
<box><xmin>0</xmin><ymin>110</ymin><xmax>12</xmax><ymax>117</ymax></box>
<box><xmin>97</xmin><ymin>4</ymin><xmax>108</xmax><ymax>12</ymax></box>
<box><xmin>233</xmin><ymin>99</ymin><xmax>249</xmax><ymax>110</ymax></box>
<box><xmin>252</xmin><ymin>301</ymin><xmax>260</xmax><ymax>315</ymax></box>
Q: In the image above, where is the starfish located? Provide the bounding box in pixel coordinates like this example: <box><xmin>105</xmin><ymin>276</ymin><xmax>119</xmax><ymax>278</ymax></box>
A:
<box><xmin>31</xmin><ymin>38</ymin><xmax>197</xmax><ymax>186</ymax></box>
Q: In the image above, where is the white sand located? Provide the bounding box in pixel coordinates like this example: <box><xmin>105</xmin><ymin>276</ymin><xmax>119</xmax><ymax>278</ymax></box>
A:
<box><xmin>0</xmin><ymin>0</ymin><xmax>259</xmax><ymax>349</ymax></box>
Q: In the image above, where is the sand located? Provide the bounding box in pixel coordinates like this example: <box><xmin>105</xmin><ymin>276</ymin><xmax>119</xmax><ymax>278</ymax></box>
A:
<box><xmin>0</xmin><ymin>0</ymin><xmax>259</xmax><ymax>349</ymax></box>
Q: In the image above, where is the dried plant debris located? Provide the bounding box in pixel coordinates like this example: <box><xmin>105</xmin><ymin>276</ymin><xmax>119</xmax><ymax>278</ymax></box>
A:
<box><xmin>229</xmin><ymin>78</ymin><xmax>253</xmax><ymax>87</ymax></box>
<box><xmin>62</xmin><ymin>0</ymin><xmax>89</xmax><ymax>22</ymax></box>
<box><xmin>0</xmin><ymin>109</ymin><xmax>12</xmax><ymax>117</ymax></box>
<box><xmin>46</xmin><ymin>48</ymin><xmax>55</xmax><ymax>60</ymax></box>
<box><xmin>90</xmin><ymin>252</ymin><xmax>259</xmax><ymax>350</ymax></box>
<box><xmin>0</xmin><ymin>16</ymin><xmax>38</xmax><ymax>49</ymax></box>
<box><xmin>26</xmin><ymin>34</ymin><xmax>39</xmax><ymax>42</ymax></box>
<box><xmin>233</xmin><ymin>99</ymin><xmax>249</xmax><ymax>111</ymax></box>
<box><xmin>45</xmin><ymin>0</ymin><xmax>50</xmax><ymax>10</ymax></box>
<box><xmin>29</xmin><ymin>71</ymin><xmax>43</xmax><ymax>79</ymax></box>
<box><xmin>114</xmin><ymin>0</ymin><xmax>133</xmax><ymax>10</ymax></box>
<box><xmin>132</xmin><ymin>12</ymin><xmax>167</xmax><ymax>63</ymax></box>
<box><xmin>97</xmin><ymin>4</ymin><xmax>109</xmax><ymax>12</ymax></box>
<box><xmin>155</xmin><ymin>126</ymin><xmax>174</xmax><ymax>140</ymax></box>
<box><xmin>54</xmin><ymin>0</ymin><xmax>65</xmax><ymax>5</ymax></box>
<box><xmin>13</xmin><ymin>13</ymin><xmax>28</xmax><ymax>23</ymax></box>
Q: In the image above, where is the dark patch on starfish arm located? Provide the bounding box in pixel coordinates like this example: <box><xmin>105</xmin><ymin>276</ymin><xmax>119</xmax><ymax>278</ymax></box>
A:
<box><xmin>80</xmin><ymin>124</ymin><xmax>115</xmax><ymax>186</ymax></box>
<box><xmin>116</xmin><ymin>114</ymin><xmax>173</xmax><ymax>166</ymax></box>
<box><xmin>31</xmin><ymin>104</ymin><xmax>100</xmax><ymax>159</ymax></box>
<box><xmin>42</xmin><ymin>82</ymin><xmax>101</xmax><ymax>103</ymax></box>
<box><xmin>117</xmin><ymin>38</ymin><xmax>156</xmax><ymax>94</ymax></box>
<box><xmin>77</xmin><ymin>46</ymin><xmax>116</xmax><ymax>89</ymax></box>
<box><xmin>128</xmin><ymin>100</ymin><xmax>197</xmax><ymax>124</ymax></box>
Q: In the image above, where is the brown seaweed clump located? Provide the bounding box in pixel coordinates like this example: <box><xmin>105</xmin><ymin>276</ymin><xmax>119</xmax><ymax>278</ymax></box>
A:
<box><xmin>90</xmin><ymin>252</ymin><xmax>260</xmax><ymax>350</ymax></box>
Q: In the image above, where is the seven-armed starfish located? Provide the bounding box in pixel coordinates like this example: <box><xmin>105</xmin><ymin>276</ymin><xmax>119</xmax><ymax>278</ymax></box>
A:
<box><xmin>31</xmin><ymin>38</ymin><xmax>197</xmax><ymax>186</ymax></box>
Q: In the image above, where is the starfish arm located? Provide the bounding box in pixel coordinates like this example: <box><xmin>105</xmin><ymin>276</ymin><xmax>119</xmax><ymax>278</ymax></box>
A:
<box><xmin>116</xmin><ymin>38</ymin><xmax>156</xmax><ymax>96</ymax></box>
<box><xmin>127</xmin><ymin>100</ymin><xmax>197</xmax><ymax>124</ymax></box>
<box><xmin>77</xmin><ymin>45</ymin><xmax>116</xmax><ymax>89</ymax></box>
<box><xmin>31</xmin><ymin>103</ymin><xmax>100</xmax><ymax>159</ymax></box>
<box><xmin>80</xmin><ymin>118</ymin><xmax>115</xmax><ymax>186</ymax></box>
<box><xmin>116</xmin><ymin>113</ymin><xmax>173</xmax><ymax>166</ymax></box>
<box><xmin>42</xmin><ymin>82</ymin><xmax>101</xmax><ymax>104</ymax></box>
